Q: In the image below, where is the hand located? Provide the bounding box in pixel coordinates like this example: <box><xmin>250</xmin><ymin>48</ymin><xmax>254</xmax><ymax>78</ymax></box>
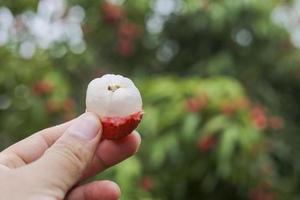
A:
<box><xmin>0</xmin><ymin>112</ymin><xmax>141</xmax><ymax>200</ymax></box>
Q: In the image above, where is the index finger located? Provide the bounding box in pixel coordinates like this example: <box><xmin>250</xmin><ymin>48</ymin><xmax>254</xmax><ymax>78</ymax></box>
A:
<box><xmin>0</xmin><ymin>119</ymin><xmax>74</xmax><ymax>167</ymax></box>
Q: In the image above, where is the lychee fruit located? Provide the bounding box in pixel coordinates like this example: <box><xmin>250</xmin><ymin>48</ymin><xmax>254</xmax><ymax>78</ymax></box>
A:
<box><xmin>32</xmin><ymin>80</ymin><xmax>53</xmax><ymax>95</ymax></box>
<box><xmin>101</xmin><ymin>2</ymin><xmax>124</xmax><ymax>25</ymax></box>
<box><xmin>251</xmin><ymin>106</ymin><xmax>267</xmax><ymax>129</ymax></box>
<box><xmin>86</xmin><ymin>74</ymin><xmax>143</xmax><ymax>140</ymax></box>
<box><xmin>197</xmin><ymin>135</ymin><xmax>217</xmax><ymax>153</ymax></box>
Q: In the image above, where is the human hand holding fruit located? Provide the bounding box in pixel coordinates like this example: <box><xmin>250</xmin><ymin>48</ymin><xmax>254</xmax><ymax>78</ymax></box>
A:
<box><xmin>0</xmin><ymin>74</ymin><xmax>142</xmax><ymax>200</ymax></box>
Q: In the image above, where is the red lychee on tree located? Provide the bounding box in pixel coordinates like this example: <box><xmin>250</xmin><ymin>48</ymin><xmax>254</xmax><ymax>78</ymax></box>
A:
<box><xmin>63</xmin><ymin>97</ymin><xmax>76</xmax><ymax>112</ymax></box>
<box><xmin>251</xmin><ymin>105</ymin><xmax>267</xmax><ymax>130</ymax></box>
<box><xmin>116</xmin><ymin>38</ymin><xmax>134</xmax><ymax>57</ymax></box>
<box><xmin>116</xmin><ymin>21</ymin><xmax>142</xmax><ymax>57</ymax></box>
<box><xmin>197</xmin><ymin>134</ymin><xmax>217</xmax><ymax>153</ymax></box>
<box><xmin>139</xmin><ymin>176</ymin><xmax>154</xmax><ymax>192</ymax></box>
<box><xmin>101</xmin><ymin>1</ymin><xmax>124</xmax><ymax>25</ymax></box>
<box><xmin>32</xmin><ymin>80</ymin><xmax>53</xmax><ymax>96</ymax></box>
<box><xmin>185</xmin><ymin>94</ymin><xmax>208</xmax><ymax>113</ymax></box>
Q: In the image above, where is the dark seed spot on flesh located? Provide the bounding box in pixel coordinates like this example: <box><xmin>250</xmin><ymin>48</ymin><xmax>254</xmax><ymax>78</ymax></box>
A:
<box><xmin>108</xmin><ymin>84</ymin><xmax>121</xmax><ymax>92</ymax></box>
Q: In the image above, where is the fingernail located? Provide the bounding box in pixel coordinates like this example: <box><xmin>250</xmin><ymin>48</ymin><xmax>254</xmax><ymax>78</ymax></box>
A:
<box><xmin>68</xmin><ymin>113</ymin><xmax>101</xmax><ymax>141</ymax></box>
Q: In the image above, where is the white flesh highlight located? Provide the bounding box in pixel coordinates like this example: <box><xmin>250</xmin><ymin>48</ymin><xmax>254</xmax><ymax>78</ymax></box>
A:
<box><xmin>86</xmin><ymin>74</ymin><xmax>142</xmax><ymax>117</ymax></box>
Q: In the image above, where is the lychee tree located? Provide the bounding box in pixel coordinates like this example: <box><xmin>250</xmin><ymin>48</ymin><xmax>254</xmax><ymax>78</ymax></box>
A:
<box><xmin>96</xmin><ymin>77</ymin><xmax>283</xmax><ymax>199</ymax></box>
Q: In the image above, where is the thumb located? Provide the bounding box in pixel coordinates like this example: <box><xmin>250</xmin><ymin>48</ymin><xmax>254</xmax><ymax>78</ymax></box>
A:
<box><xmin>29</xmin><ymin>112</ymin><xmax>102</xmax><ymax>195</ymax></box>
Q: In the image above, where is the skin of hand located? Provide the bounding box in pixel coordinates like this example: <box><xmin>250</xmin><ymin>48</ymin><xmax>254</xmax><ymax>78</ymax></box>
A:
<box><xmin>0</xmin><ymin>112</ymin><xmax>141</xmax><ymax>200</ymax></box>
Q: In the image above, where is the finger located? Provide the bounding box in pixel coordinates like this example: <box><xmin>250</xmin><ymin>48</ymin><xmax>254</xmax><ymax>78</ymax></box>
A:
<box><xmin>67</xmin><ymin>180</ymin><xmax>120</xmax><ymax>200</ymax></box>
<box><xmin>81</xmin><ymin>131</ymin><xmax>141</xmax><ymax>180</ymax></box>
<box><xmin>26</xmin><ymin>112</ymin><xmax>102</xmax><ymax>195</ymax></box>
<box><xmin>0</xmin><ymin>119</ymin><xmax>74</xmax><ymax>168</ymax></box>
<box><xmin>0</xmin><ymin>164</ymin><xmax>9</xmax><ymax>171</ymax></box>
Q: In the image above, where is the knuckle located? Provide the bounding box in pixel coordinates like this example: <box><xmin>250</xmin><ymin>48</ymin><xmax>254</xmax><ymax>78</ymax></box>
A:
<box><xmin>50</xmin><ymin>139</ymin><xmax>90</xmax><ymax>172</ymax></box>
<box><xmin>0</xmin><ymin>153</ymin><xmax>26</xmax><ymax>168</ymax></box>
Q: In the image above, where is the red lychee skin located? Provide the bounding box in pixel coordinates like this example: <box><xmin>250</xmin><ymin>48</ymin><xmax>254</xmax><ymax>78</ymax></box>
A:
<box><xmin>197</xmin><ymin>135</ymin><xmax>217</xmax><ymax>152</ymax></box>
<box><xmin>101</xmin><ymin>2</ymin><xmax>124</xmax><ymax>24</ymax></box>
<box><xmin>101</xmin><ymin>111</ymin><xmax>143</xmax><ymax>140</ymax></box>
<box><xmin>32</xmin><ymin>80</ymin><xmax>53</xmax><ymax>95</ymax></box>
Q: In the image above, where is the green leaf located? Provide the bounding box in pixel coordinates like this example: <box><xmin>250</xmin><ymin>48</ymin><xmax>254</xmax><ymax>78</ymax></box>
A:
<box><xmin>139</xmin><ymin>106</ymin><xmax>159</xmax><ymax>138</ymax></box>
<box><xmin>115</xmin><ymin>156</ymin><xmax>141</xmax><ymax>193</ymax></box>
<box><xmin>181</xmin><ymin>113</ymin><xmax>201</xmax><ymax>140</ymax></box>
<box><xmin>202</xmin><ymin>115</ymin><xmax>230</xmax><ymax>134</ymax></box>
<box><xmin>217</xmin><ymin>126</ymin><xmax>239</xmax><ymax>177</ymax></box>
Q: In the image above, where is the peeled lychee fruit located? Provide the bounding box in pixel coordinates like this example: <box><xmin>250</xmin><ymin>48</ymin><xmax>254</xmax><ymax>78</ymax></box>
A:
<box><xmin>86</xmin><ymin>74</ymin><xmax>143</xmax><ymax>140</ymax></box>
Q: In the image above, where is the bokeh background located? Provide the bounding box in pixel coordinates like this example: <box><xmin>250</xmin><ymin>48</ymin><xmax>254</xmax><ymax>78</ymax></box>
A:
<box><xmin>1</xmin><ymin>0</ymin><xmax>300</xmax><ymax>199</ymax></box>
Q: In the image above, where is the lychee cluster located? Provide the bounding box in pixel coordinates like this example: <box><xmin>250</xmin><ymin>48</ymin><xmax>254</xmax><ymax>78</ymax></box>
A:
<box><xmin>101</xmin><ymin>1</ymin><xmax>141</xmax><ymax>57</ymax></box>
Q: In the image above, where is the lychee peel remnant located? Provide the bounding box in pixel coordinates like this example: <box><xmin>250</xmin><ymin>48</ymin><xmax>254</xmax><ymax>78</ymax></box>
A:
<box><xmin>86</xmin><ymin>74</ymin><xmax>143</xmax><ymax>140</ymax></box>
<box><xmin>102</xmin><ymin>111</ymin><xmax>143</xmax><ymax>140</ymax></box>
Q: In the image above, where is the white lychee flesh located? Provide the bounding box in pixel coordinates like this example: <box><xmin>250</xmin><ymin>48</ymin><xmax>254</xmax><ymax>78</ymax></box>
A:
<box><xmin>86</xmin><ymin>74</ymin><xmax>142</xmax><ymax>118</ymax></box>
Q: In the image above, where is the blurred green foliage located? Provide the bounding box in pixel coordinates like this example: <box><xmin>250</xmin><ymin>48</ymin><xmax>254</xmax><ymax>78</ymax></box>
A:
<box><xmin>1</xmin><ymin>0</ymin><xmax>300</xmax><ymax>199</ymax></box>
